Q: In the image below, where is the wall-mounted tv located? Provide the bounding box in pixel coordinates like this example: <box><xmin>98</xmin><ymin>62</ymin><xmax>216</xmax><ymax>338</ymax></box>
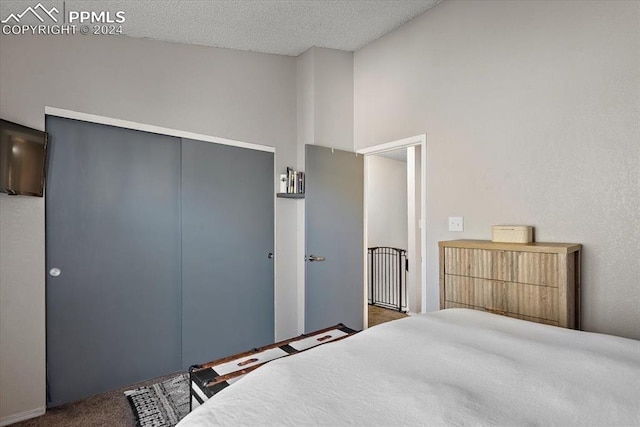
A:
<box><xmin>0</xmin><ymin>119</ymin><xmax>48</xmax><ymax>197</ymax></box>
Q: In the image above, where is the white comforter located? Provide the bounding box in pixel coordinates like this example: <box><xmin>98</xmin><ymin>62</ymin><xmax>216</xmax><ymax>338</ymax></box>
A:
<box><xmin>178</xmin><ymin>309</ymin><xmax>640</xmax><ymax>426</ymax></box>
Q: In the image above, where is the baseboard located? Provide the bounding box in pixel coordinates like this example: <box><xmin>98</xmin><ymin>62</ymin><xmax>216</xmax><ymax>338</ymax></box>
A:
<box><xmin>0</xmin><ymin>407</ymin><xmax>45</xmax><ymax>426</ymax></box>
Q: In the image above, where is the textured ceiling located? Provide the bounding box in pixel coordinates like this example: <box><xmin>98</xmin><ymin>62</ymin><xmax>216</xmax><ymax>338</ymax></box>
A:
<box><xmin>1</xmin><ymin>0</ymin><xmax>442</xmax><ymax>56</ymax></box>
<box><xmin>374</xmin><ymin>149</ymin><xmax>407</xmax><ymax>162</ymax></box>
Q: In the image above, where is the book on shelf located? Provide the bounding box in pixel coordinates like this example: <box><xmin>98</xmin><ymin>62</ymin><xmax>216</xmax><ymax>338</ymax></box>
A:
<box><xmin>284</xmin><ymin>167</ymin><xmax>305</xmax><ymax>194</ymax></box>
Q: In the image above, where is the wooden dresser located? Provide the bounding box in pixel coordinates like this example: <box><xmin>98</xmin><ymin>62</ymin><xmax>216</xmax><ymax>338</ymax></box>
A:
<box><xmin>439</xmin><ymin>240</ymin><xmax>581</xmax><ymax>329</ymax></box>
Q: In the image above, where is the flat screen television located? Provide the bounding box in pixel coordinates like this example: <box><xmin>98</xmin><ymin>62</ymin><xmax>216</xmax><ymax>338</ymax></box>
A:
<box><xmin>0</xmin><ymin>118</ymin><xmax>48</xmax><ymax>197</ymax></box>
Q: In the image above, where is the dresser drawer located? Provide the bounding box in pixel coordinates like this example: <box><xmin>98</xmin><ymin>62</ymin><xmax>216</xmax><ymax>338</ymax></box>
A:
<box><xmin>439</xmin><ymin>240</ymin><xmax>580</xmax><ymax>330</ymax></box>
<box><xmin>443</xmin><ymin>301</ymin><xmax>507</xmax><ymax>319</ymax></box>
<box><xmin>504</xmin><ymin>312</ymin><xmax>559</xmax><ymax>326</ymax></box>
<box><xmin>444</xmin><ymin>301</ymin><xmax>481</xmax><ymax>311</ymax></box>
<box><xmin>444</xmin><ymin>275</ymin><xmax>503</xmax><ymax>310</ymax></box>
<box><xmin>504</xmin><ymin>282</ymin><xmax>559</xmax><ymax>321</ymax></box>
<box><xmin>444</xmin><ymin>301</ymin><xmax>559</xmax><ymax>326</ymax></box>
<box><xmin>504</xmin><ymin>251</ymin><xmax>558</xmax><ymax>287</ymax></box>
<box><xmin>444</xmin><ymin>248</ymin><xmax>504</xmax><ymax>280</ymax></box>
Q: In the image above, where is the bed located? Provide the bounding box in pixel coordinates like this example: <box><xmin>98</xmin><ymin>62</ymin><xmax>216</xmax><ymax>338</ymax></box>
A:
<box><xmin>177</xmin><ymin>309</ymin><xmax>640</xmax><ymax>426</ymax></box>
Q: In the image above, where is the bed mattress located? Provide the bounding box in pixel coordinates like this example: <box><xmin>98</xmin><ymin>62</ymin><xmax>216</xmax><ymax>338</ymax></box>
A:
<box><xmin>179</xmin><ymin>309</ymin><xmax>640</xmax><ymax>426</ymax></box>
<box><xmin>189</xmin><ymin>323</ymin><xmax>357</xmax><ymax>411</ymax></box>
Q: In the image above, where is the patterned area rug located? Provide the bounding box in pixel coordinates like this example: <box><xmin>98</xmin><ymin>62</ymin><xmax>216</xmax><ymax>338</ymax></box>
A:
<box><xmin>125</xmin><ymin>373</ymin><xmax>190</xmax><ymax>427</ymax></box>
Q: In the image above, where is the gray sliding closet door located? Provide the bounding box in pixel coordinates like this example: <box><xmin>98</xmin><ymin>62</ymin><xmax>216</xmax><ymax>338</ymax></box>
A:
<box><xmin>181</xmin><ymin>139</ymin><xmax>274</xmax><ymax>368</ymax></box>
<box><xmin>45</xmin><ymin>116</ymin><xmax>182</xmax><ymax>406</ymax></box>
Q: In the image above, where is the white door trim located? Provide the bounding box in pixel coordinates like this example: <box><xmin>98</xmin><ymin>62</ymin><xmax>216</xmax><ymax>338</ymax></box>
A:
<box><xmin>44</xmin><ymin>106</ymin><xmax>275</xmax><ymax>153</ymax></box>
<box><xmin>357</xmin><ymin>134</ymin><xmax>427</xmax><ymax>328</ymax></box>
<box><xmin>356</xmin><ymin>134</ymin><xmax>425</xmax><ymax>156</ymax></box>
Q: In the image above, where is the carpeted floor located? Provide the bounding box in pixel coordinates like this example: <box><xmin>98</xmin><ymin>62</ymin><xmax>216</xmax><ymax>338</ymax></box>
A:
<box><xmin>368</xmin><ymin>304</ymin><xmax>407</xmax><ymax>327</ymax></box>
<box><xmin>12</xmin><ymin>372</ymin><xmax>185</xmax><ymax>427</ymax></box>
<box><xmin>12</xmin><ymin>310</ymin><xmax>402</xmax><ymax>426</ymax></box>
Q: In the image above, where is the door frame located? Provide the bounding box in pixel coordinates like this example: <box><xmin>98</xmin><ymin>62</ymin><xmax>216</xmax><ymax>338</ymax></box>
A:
<box><xmin>45</xmin><ymin>107</ymin><xmax>275</xmax><ymax>152</ymax></box>
<box><xmin>356</xmin><ymin>134</ymin><xmax>427</xmax><ymax>328</ymax></box>
<box><xmin>43</xmin><ymin>106</ymin><xmax>278</xmax><ymax>339</ymax></box>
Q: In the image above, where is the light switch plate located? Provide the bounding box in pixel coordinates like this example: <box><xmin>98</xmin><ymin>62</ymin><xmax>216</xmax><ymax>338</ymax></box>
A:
<box><xmin>449</xmin><ymin>216</ymin><xmax>464</xmax><ymax>232</ymax></box>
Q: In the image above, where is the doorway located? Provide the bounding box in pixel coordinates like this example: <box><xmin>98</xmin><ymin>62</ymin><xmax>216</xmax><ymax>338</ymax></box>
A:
<box><xmin>358</xmin><ymin>135</ymin><xmax>427</xmax><ymax>328</ymax></box>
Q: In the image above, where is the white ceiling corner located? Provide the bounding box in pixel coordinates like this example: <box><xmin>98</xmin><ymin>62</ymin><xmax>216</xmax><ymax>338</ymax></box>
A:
<box><xmin>0</xmin><ymin>0</ymin><xmax>443</xmax><ymax>56</ymax></box>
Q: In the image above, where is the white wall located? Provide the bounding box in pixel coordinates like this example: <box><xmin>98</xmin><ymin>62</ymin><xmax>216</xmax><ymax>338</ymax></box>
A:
<box><xmin>295</xmin><ymin>47</ymin><xmax>355</xmax><ymax>332</ymax></box>
<box><xmin>297</xmin><ymin>47</ymin><xmax>354</xmax><ymax>151</ymax></box>
<box><xmin>312</xmin><ymin>47</ymin><xmax>354</xmax><ymax>151</ymax></box>
<box><xmin>0</xmin><ymin>195</ymin><xmax>44</xmax><ymax>425</ymax></box>
<box><xmin>367</xmin><ymin>155</ymin><xmax>407</xmax><ymax>249</ymax></box>
<box><xmin>297</xmin><ymin>48</ymin><xmax>315</xmax><ymax>147</ymax></box>
<box><xmin>0</xmin><ymin>34</ymin><xmax>297</xmax><ymax>421</ymax></box>
<box><xmin>407</xmin><ymin>146</ymin><xmax>422</xmax><ymax>314</ymax></box>
<box><xmin>295</xmin><ymin>48</ymin><xmax>314</xmax><ymax>333</ymax></box>
<box><xmin>354</xmin><ymin>0</ymin><xmax>640</xmax><ymax>339</ymax></box>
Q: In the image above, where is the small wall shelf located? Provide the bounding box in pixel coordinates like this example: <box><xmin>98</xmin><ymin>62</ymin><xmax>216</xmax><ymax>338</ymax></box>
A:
<box><xmin>277</xmin><ymin>193</ymin><xmax>305</xmax><ymax>199</ymax></box>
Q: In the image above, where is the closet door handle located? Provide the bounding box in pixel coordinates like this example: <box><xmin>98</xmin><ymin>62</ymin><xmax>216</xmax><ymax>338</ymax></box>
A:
<box><xmin>306</xmin><ymin>255</ymin><xmax>325</xmax><ymax>262</ymax></box>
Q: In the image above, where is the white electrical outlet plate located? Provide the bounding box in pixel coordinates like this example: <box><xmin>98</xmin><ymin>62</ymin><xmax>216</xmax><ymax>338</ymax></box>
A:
<box><xmin>449</xmin><ymin>216</ymin><xmax>464</xmax><ymax>232</ymax></box>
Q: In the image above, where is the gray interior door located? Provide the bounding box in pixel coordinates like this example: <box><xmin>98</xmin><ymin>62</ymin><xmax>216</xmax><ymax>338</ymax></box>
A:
<box><xmin>181</xmin><ymin>139</ymin><xmax>274</xmax><ymax>368</ymax></box>
<box><xmin>45</xmin><ymin>116</ymin><xmax>182</xmax><ymax>406</ymax></box>
<box><xmin>305</xmin><ymin>144</ymin><xmax>364</xmax><ymax>332</ymax></box>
